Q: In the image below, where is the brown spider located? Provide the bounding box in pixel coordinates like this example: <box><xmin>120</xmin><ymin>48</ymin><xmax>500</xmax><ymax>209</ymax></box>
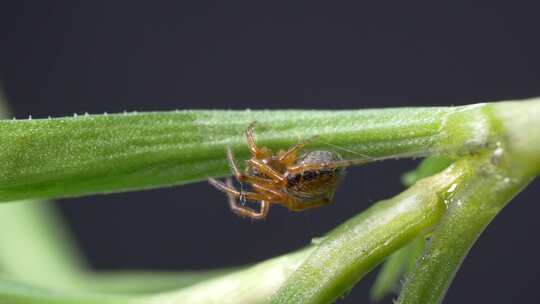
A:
<box><xmin>208</xmin><ymin>122</ymin><xmax>373</xmax><ymax>220</ymax></box>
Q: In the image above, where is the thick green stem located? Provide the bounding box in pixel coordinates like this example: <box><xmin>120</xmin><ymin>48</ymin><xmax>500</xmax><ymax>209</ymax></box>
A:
<box><xmin>0</xmin><ymin>98</ymin><xmax>537</xmax><ymax>304</ymax></box>
<box><xmin>0</xmin><ymin>86</ymin><xmax>88</xmax><ymax>290</ymax></box>
<box><xmin>0</xmin><ymin>103</ymin><xmax>497</xmax><ymax>202</ymax></box>
<box><xmin>491</xmin><ymin>100</ymin><xmax>540</xmax><ymax>176</ymax></box>
<box><xmin>397</xmin><ymin>100</ymin><xmax>540</xmax><ymax>304</ymax></box>
<box><xmin>397</xmin><ymin>155</ymin><xmax>533</xmax><ymax>303</ymax></box>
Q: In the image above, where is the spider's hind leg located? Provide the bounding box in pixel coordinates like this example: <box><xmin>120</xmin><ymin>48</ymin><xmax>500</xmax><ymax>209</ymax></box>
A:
<box><xmin>208</xmin><ymin>177</ymin><xmax>266</xmax><ymax>201</ymax></box>
<box><xmin>208</xmin><ymin>177</ymin><xmax>270</xmax><ymax>220</ymax></box>
<box><xmin>228</xmin><ymin>196</ymin><xmax>270</xmax><ymax>220</ymax></box>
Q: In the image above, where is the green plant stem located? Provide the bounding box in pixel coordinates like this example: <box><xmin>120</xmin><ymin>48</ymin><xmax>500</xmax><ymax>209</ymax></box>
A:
<box><xmin>0</xmin><ymin>268</ymin><xmax>243</xmax><ymax>296</ymax></box>
<box><xmin>397</xmin><ymin>155</ymin><xmax>534</xmax><ymax>303</ymax></box>
<box><xmin>370</xmin><ymin>236</ymin><xmax>424</xmax><ymax>302</ymax></box>
<box><xmin>0</xmin><ymin>102</ymin><xmax>506</xmax><ymax>202</ymax></box>
<box><xmin>369</xmin><ymin>155</ymin><xmax>454</xmax><ymax>301</ymax></box>
<box><xmin>492</xmin><ymin>101</ymin><xmax>540</xmax><ymax>176</ymax></box>
<box><xmin>401</xmin><ymin>156</ymin><xmax>454</xmax><ymax>187</ymax></box>
<box><xmin>0</xmin><ymin>279</ymin><xmax>135</xmax><ymax>304</ymax></box>
<box><xmin>397</xmin><ymin>101</ymin><xmax>540</xmax><ymax>304</ymax></box>
<box><xmin>0</xmin><ymin>98</ymin><xmax>537</xmax><ymax>304</ymax></box>
<box><xmin>269</xmin><ymin>159</ymin><xmax>474</xmax><ymax>304</ymax></box>
<box><xmin>140</xmin><ymin>247</ymin><xmax>314</xmax><ymax>304</ymax></box>
<box><xmin>0</xmin><ymin>248</ymin><xmax>313</xmax><ymax>304</ymax></box>
<box><xmin>0</xmin><ymin>86</ymin><xmax>88</xmax><ymax>290</ymax></box>
<box><xmin>0</xmin><ymin>200</ymin><xmax>86</xmax><ymax>290</ymax></box>
<box><xmin>79</xmin><ymin>268</ymin><xmax>244</xmax><ymax>294</ymax></box>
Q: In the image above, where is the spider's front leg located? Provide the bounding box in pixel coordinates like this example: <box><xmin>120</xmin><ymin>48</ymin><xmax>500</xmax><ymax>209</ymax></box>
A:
<box><xmin>226</xmin><ymin>147</ymin><xmax>278</xmax><ymax>186</ymax></box>
<box><xmin>245</xmin><ymin>122</ymin><xmax>271</xmax><ymax>159</ymax></box>
<box><xmin>247</xmin><ymin>158</ymin><xmax>287</xmax><ymax>185</ymax></box>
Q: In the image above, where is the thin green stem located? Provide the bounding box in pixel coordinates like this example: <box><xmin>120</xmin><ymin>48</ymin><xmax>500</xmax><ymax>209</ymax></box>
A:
<box><xmin>0</xmin><ymin>248</ymin><xmax>313</xmax><ymax>304</ymax></box>
<box><xmin>370</xmin><ymin>236</ymin><xmax>424</xmax><ymax>302</ymax></box>
<box><xmin>80</xmin><ymin>268</ymin><xmax>243</xmax><ymax>294</ymax></box>
<box><xmin>0</xmin><ymin>279</ymin><xmax>135</xmax><ymax>304</ymax></box>
<box><xmin>0</xmin><ymin>200</ymin><xmax>87</xmax><ymax>290</ymax></box>
<box><xmin>140</xmin><ymin>247</ymin><xmax>314</xmax><ymax>304</ymax></box>
<box><xmin>270</xmin><ymin>159</ymin><xmax>474</xmax><ymax>304</ymax></box>
<box><xmin>370</xmin><ymin>155</ymin><xmax>453</xmax><ymax>301</ymax></box>
<box><xmin>401</xmin><ymin>156</ymin><xmax>454</xmax><ymax>187</ymax></box>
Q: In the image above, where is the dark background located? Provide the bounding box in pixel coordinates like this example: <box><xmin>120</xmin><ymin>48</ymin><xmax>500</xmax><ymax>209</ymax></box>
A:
<box><xmin>1</xmin><ymin>2</ymin><xmax>540</xmax><ymax>303</ymax></box>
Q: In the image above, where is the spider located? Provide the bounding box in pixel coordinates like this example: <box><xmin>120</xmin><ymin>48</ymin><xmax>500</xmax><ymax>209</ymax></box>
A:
<box><xmin>208</xmin><ymin>122</ymin><xmax>373</xmax><ymax>220</ymax></box>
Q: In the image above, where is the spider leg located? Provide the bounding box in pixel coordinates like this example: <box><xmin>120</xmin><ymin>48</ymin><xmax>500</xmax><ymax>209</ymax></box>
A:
<box><xmin>222</xmin><ymin>178</ymin><xmax>270</xmax><ymax>220</ymax></box>
<box><xmin>251</xmin><ymin>183</ymin><xmax>287</xmax><ymax>203</ymax></box>
<box><xmin>228</xmin><ymin>198</ymin><xmax>270</xmax><ymax>220</ymax></box>
<box><xmin>246</xmin><ymin>121</ymin><xmax>260</xmax><ymax>156</ymax></box>
<box><xmin>247</xmin><ymin>158</ymin><xmax>287</xmax><ymax>184</ymax></box>
<box><xmin>226</xmin><ymin>147</ymin><xmax>243</xmax><ymax>176</ymax></box>
<box><xmin>245</xmin><ymin>121</ymin><xmax>271</xmax><ymax>158</ymax></box>
<box><xmin>208</xmin><ymin>177</ymin><xmax>268</xmax><ymax>201</ymax></box>
<box><xmin>287</xmin><ymin>158</ymin><xmax>374</xmax><ymax>174</ymax></box>
<box><xmin>278</xmin><ymin>135</ymin><xmax>319</xmax><ymax>165</ymax></box>
<box><xmin>227</xmin><ymin>147</ymin><xmax>277</xmax><ymax>185</ymax></box>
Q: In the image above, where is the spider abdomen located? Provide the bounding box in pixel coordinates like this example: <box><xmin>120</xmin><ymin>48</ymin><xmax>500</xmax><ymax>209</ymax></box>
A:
<box><xmin>285</xmin><ymin>151</ymin><xmax>345</xmax><ymax>210</ymax></box>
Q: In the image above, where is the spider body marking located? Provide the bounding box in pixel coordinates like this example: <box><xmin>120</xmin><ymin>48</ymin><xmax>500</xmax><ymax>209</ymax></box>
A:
<box><xmin>283</xmin><ymin>150</ymin><xmax>344</xmax><ymax>210</ymax></box>
<box><xmin>208</xmin><ymin>122</ymin><xmax>370</xmax><ymax>220</ymax></box>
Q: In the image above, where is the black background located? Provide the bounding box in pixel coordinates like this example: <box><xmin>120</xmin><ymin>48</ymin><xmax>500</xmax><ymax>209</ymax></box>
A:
<box><xmin>1</xmin><ymin>2</ymin><xmax>540</xmax><ymax>303</ymax></box>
